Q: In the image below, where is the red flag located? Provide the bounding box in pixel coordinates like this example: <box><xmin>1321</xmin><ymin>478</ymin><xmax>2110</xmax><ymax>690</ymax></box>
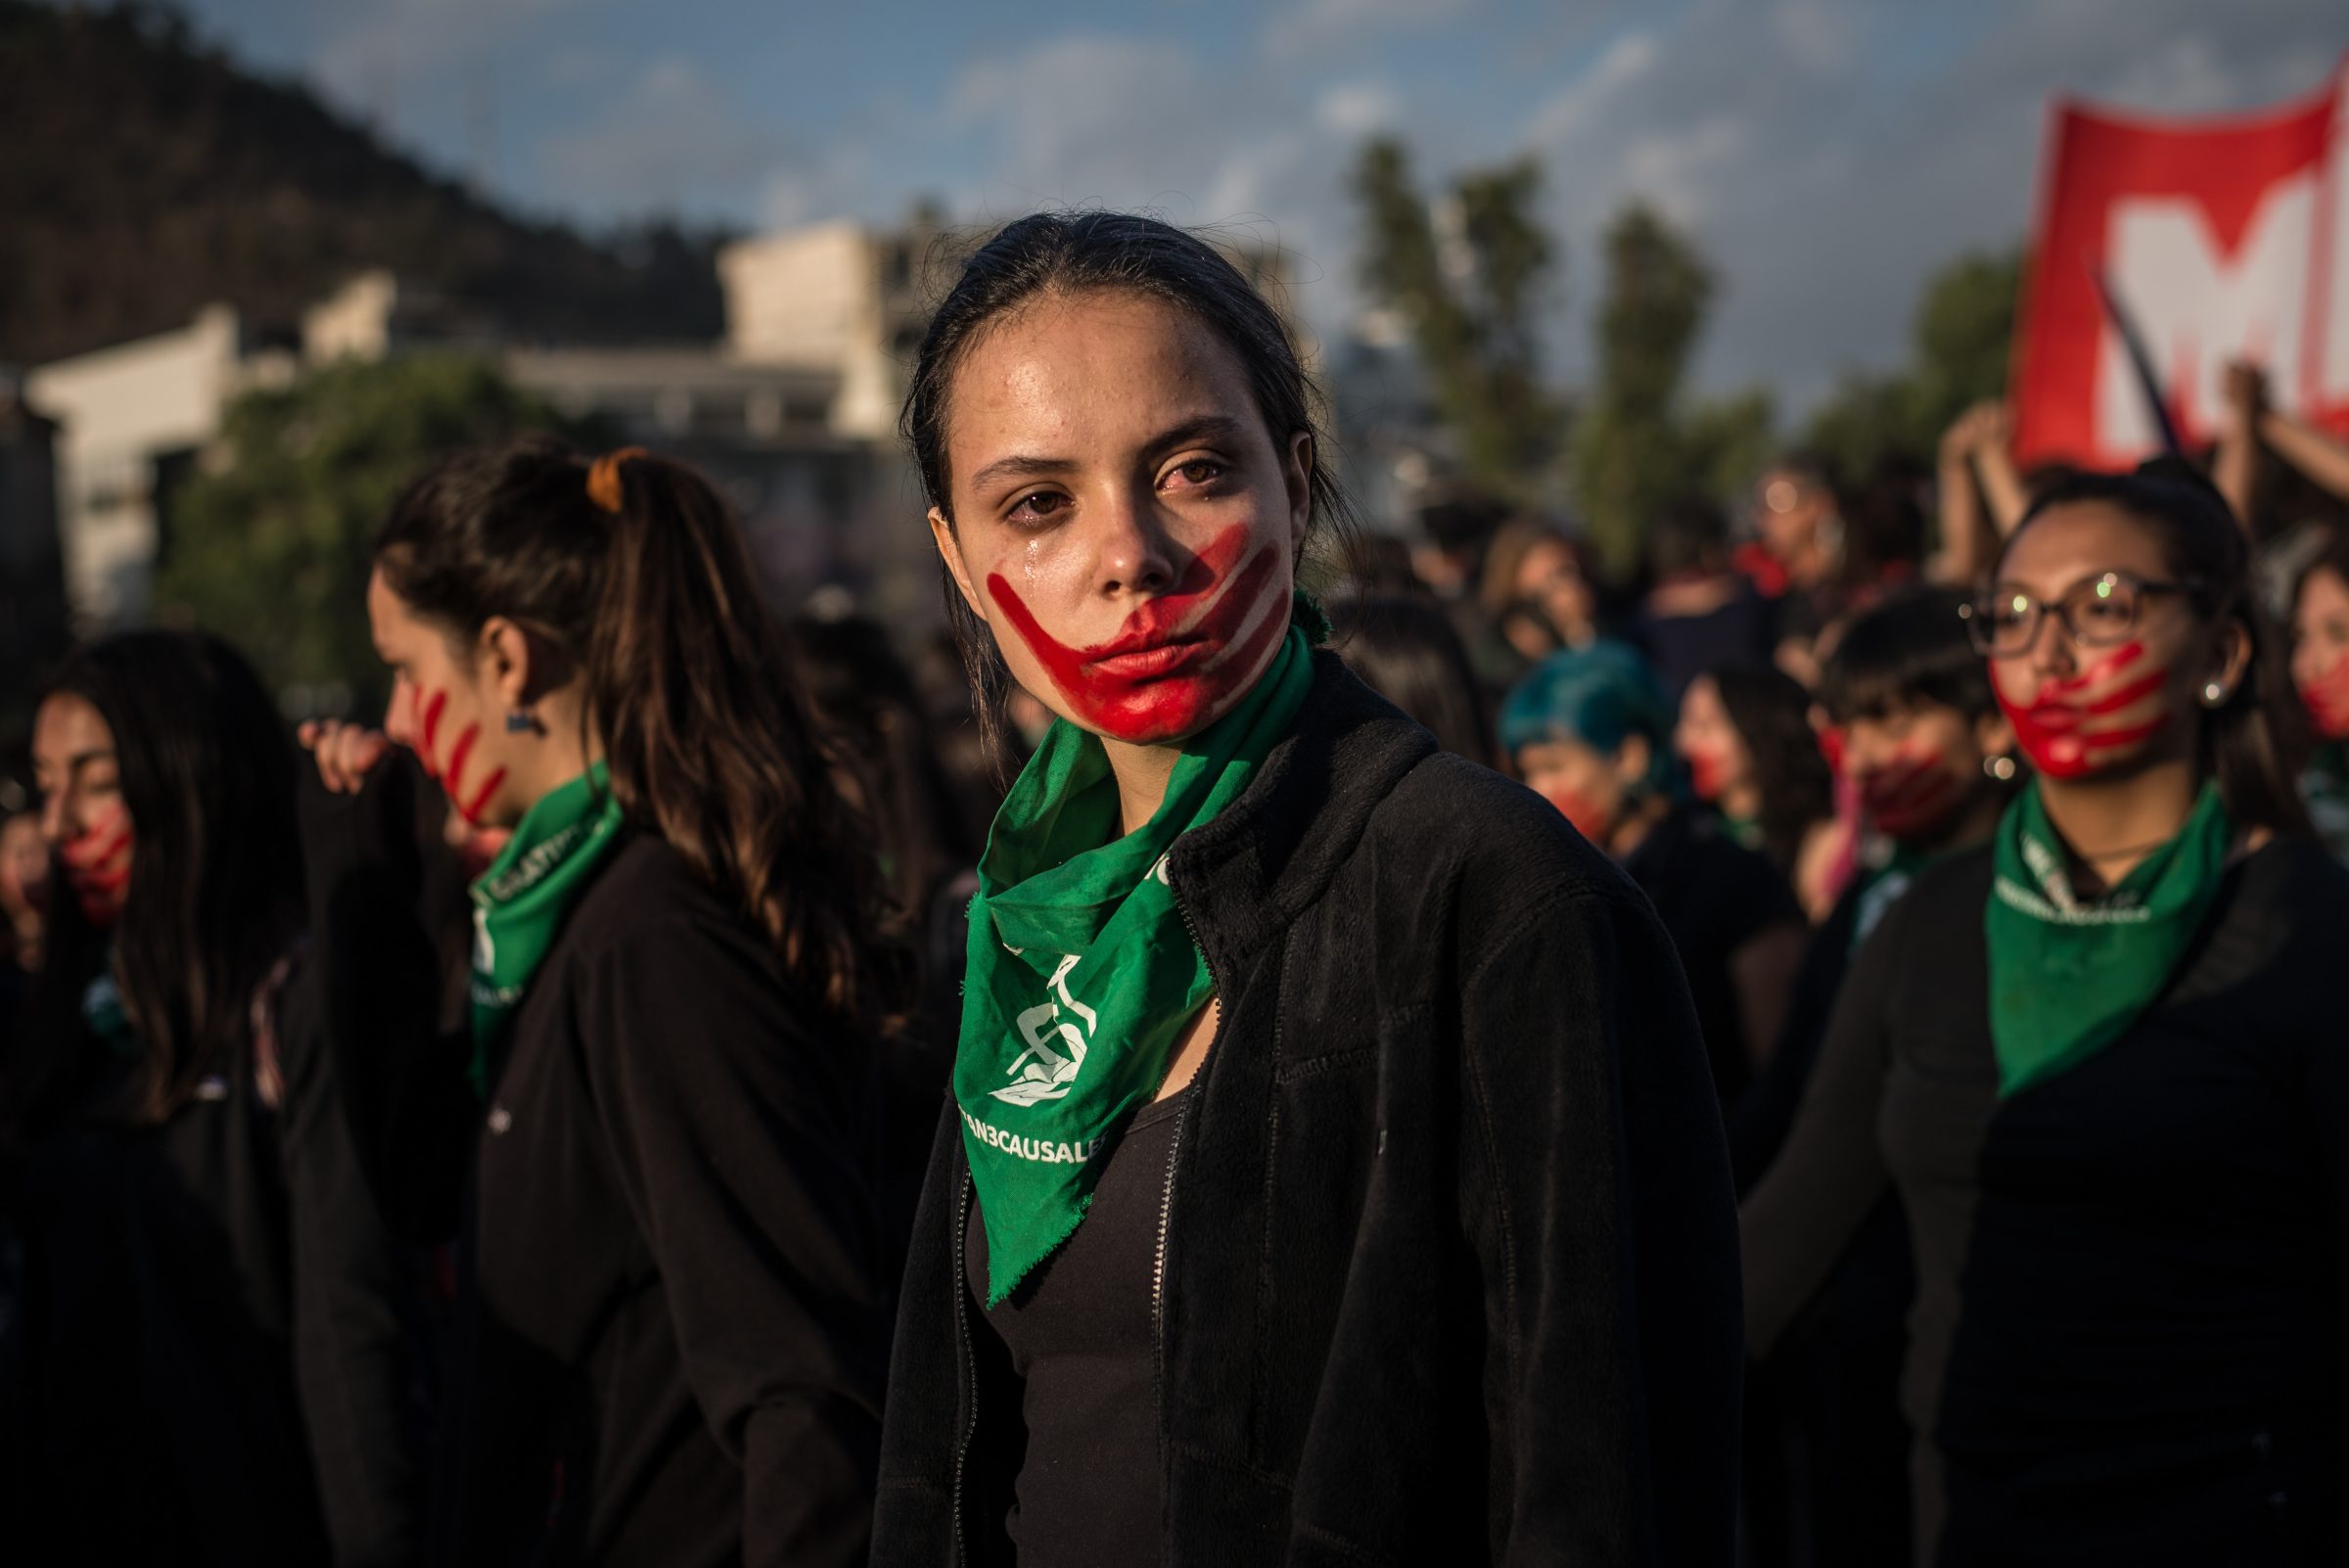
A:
<box><xmin>2012</xmin><ymin>55</ymin><xmax>2349</xmax><ymax>471</ymax></box>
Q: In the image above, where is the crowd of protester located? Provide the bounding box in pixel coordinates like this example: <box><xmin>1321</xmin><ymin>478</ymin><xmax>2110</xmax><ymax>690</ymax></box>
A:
<box><xmin>2</xmin><ymin>209</ymin><xmax>2348</xmax><ymax>1566</ymax></box>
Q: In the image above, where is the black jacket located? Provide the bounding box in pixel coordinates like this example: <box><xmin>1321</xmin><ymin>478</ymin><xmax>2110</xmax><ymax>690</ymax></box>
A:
<box><xmin>873</xmin><ymin>655</ymin><xmax>1743</xmax><ymax>1567</ymax></box>
<box><xmin>2</xmin><ymin>949</ymin><xmax>419</xmax><ymax>1566</ymax></box>
<box><xmin>303</xmin><ymin>766</ymin><xmax>892</xmax><ymax>1567</ymax></box>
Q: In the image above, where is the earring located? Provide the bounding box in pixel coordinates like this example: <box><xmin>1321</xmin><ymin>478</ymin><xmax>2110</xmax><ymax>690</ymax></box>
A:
<box><xmin>1983</xmin><ymin>755</ymin><xmax>2017</xmax><ymax>782</ymax></box>
<box><xmin>504</xmin><ymin>710</ymin><xmax>536</xmax><ymax>734</ymax></box>
<box><xmin>2200</xmin><ymin>681</ymin><xmax>2230</xmax><ymax>708</ymax></box>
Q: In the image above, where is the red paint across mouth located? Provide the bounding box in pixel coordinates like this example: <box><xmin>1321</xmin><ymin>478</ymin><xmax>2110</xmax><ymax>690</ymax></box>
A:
<box><xmin>1685</xmin><ymin>750</ymin><xmax>1735</xmax><ymax>803</ymax></box>
<box><xmin>2301</xmin><ymin>653</ymin><xmax>2349</xmax><ymax>740</ymax></box>
<box><xmin>1998</xmin><ymin>640</ymin><xmax>2171</xmax><ymax>780</ymax></box>
<box><xmin>987</xmin><ymin>523</ymin><xmax>1290</xmax><ymax>744</ymax></box>
<box><xmin>60</xmin><ymin>808</ymin><xmax>131</xmax><ymax>922</ymax></box>
<box><xmin>1857</xmin><ymin>751</ymin><xmax>1962</xmax><ymax>838</ymax></box>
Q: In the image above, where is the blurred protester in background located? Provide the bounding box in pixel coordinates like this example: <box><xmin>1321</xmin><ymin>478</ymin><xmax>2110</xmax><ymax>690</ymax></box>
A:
<box><xmin>2217</xmin><ymin>361</ymin><xmax>2349</xmax><ymax>535</ymax></box>
<box><xmin>1743</xmin><ymin>463</ymin><xmax>2348</xmax><ymax>1565</ymax></box>
<box><xmin>1675</xmin><ymin>665</ymin><xmax>1843</xmax><ymax>918</ymax></box>
<box><xmin>793</xmin><ymin>611</ymin><xmax>983</xmax><ymax>1251</ymax></box>
<box><xmin>1741</xmin><ymin>452</ymin><xmax>1844</xmax><ymax>605</ymax></box>
<box><xmin>1331</xmin><ymin>527</ymin><xmax>1425</xmax><ymax>601</ymax></box>
<box><xmin>1631</xmin><ymin>492</ymin><xmax>1779</xmax><ymax>704</ymax></box>
<box><xmin>1731</xmin><ymin>585</ymin><xmax>2015</xmax><ymax>1568</ymax></box>
<box><xmin>1330</xmin><ymin>595</ymin><xmax>1497</xmax><ymax>768</ymax></box>
<box><xmin>0</xmin><ymin>805</ymin><xmax>44</xmax><ymax>984</ymax></box>
<box><xmin>5</xmin><ymin>631</ymin><xmax>417</xmax><ymax>1566</ymax></box>
<box><xmin>301</xmin><ymin>439</ymin><xmax>902</xmax><ymax>1567</ymax></box>
<box><xmin>874</xmin><ymin>210</ymin><xmax>1740</xmax><ymax>1567</ymax></box>
<box><xmin>1475</xmin><ymin>516</ymin><xmax>1604</xmax><ymax>675</ymax></box>
<box><xmin>2288</xmin><ymin>530</ymin><xmax>2349</xmax><ymax>859</ymax></box>
<box><xmin>1503</xmin><ymin>642</ymin><xmax>1805</xmax><ymax>1110</ymax></box>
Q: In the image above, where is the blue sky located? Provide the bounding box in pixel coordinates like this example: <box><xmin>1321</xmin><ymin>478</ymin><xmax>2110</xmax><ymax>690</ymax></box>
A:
<box><xmin>173</xmin><ymin>0</ymin><xmax>2343</xmax><ymax>413</ymax></box>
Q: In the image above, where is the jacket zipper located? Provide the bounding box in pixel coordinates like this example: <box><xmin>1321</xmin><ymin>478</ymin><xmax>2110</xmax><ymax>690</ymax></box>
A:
<box><xmin>950</xmin><ymin>1168</ymin><xmax>978</xmax><ymax>1567</ymax></box>
<box><xmin>1157</xmin><ymin>885</ymin><xmax>1223</xmax><ymax>1469</ymax></box>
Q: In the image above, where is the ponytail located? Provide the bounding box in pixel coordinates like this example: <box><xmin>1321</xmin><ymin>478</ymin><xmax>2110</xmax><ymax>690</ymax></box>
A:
<box><xmin>376</xmin><ymin>438</ymin><xmax>910</xmax><ymax>1031</ymax></box>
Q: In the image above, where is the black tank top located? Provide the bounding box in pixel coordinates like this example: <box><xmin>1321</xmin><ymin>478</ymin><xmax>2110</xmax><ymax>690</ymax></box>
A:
<box><xmin>964</xmin><ymin>1088</ymin><xmax>1188</xmax><ymax>1567</ymax></box>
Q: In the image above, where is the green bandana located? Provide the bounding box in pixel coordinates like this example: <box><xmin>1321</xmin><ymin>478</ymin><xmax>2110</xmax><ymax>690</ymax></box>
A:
<box><xmin>1985</xmin><ymin>780</ymin><xmax>2231</xmax><ymax>1098</ymax></box>
<box><xmin>956</xmin><ymin>624</ymin><xmax>1315</xmax><ymax>1305</ymax></box>
<box><xmin>469</xmin><ymin>761</ymin><xmax>627</xmax><ymax>1096</ymax></box>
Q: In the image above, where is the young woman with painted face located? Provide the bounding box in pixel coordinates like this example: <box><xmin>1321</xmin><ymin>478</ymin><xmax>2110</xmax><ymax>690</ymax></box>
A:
<box><xmin>1502</xmin><ymin>643</ymin><xmax>1807</xmax><ymax>1110</ymax></box>
<box><xmin>1742</xmin><ymin>464</ymin><xmax>2349</xmax><ymax>1565</ymax></box>
<box><xmin>870</xmin><ymin>212</ymin><xmax>1739</xmax><ymax>1568</ymax></box>
<box><xmin>4</xmin><ymin>631</ymin><xmax>417</xmax><ymax>1566</ymax></box>
<box><xmin>1674</xmin><ymin>664</ymin><xmax>1841</xmax><ymax>917</ymax></box>
<box><xmin>299</xmin><ymin>439</ymin><xmax>903</xmax><ymax>1567</ymax></box>
<box><xmin>1728</xmin><ymin>587</ymin><xmax>2013</xmax><ymax>1568</ymax></box>
<box><xmin>2288</xmin><ymin>530</ymin><xmax>2349</xmax><ymax>858</ymax></box>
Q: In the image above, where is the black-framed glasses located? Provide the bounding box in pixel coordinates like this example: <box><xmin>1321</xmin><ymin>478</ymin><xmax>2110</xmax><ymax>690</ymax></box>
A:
<box><xmin>1960</xmin><ymin>571</ymin><xmax>2201</xmax><ymax>658</ymax></box>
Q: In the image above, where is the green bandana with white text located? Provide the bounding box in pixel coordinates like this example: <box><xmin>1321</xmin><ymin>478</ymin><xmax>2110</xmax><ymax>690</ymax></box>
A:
<box><xmin>469</xmin><ymin>761</ymin><xmax>626</xmax><ymax>1096</ymax></box>
<box><xmin>1984</xmin><ymin>779</ymin><xmax>2231</xmax><ymax>1098</ymax></box>
<box><xmin>956</xmin><ymin>623</ymin><xmax>1314</xmax><ymax>1306</ymax></box>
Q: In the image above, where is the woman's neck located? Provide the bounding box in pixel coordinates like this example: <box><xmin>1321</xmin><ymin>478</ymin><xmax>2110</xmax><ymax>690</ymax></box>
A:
<box><xmin>1102</xmin><ymin>735</ymin><xmax>1180</xmax><ymax>837</ymax></box>
<box><xmin>1717</xmin><ymin>780</ymin><xmax>1762</xmax><ymax>825</ymax></box>
<box><xmin>2036</xmin><ymin>754</ymin><xmax>2203</xmax><ymax>889</ymax></box>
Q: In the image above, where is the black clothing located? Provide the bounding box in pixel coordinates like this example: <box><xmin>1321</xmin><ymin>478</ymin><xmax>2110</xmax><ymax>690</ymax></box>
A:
<box><xmin>1743</xmin><ymin>837</ymin><xmax>2349</xmax><ymax>1565</ymax></box>
<box><xmin>874</xmin><ymin>653</ymin><xmax>1744</xmax><ymax>1567</ymax></box>
<box><xmin>1628</xmin><ymin>583</ymin><xmax>1777</xmax><ymax>703</ymax></box>
<box><xmin>4</xmin><ymin>953</ymin><xmax>419</xmax><ymax>1566</ymax></box>
<box><xmin>1623</xmin><ymin>804</ymin><xmax>1803</xmax><ymax>1107</ymax></box>
<box><xmin>303</xmin><ymin>769</ymin><xmax>892</xmax><ymax>1568</ymax></box>
<box><xmin>1730</xmin><ymin>871</ymin><xmax>1915</xmax><ymax>1568</ymax></box>
<box><xmin>964</xmin><ymin>1089</ymin><xmax>1186</xmax><ymax>1568</ymax></box>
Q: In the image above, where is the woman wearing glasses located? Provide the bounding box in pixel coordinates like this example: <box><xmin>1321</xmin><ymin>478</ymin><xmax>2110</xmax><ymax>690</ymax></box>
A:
<box><xmin>1740</xmin><ymin>460</ymin><xmax>2349</xmax><ymax>1566</ymax></box>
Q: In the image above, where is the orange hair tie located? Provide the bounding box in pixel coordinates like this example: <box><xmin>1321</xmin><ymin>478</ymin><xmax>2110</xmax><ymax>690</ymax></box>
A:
<box><xmin>585</xmin><ymin>446</ymin><xmax>647</xmax><ymax>514</ymax></box>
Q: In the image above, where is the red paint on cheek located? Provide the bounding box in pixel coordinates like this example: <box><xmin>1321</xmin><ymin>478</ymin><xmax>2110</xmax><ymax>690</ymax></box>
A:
<box><xmin>417</xmin><ymin>690</ymin><xmax>448</xmax><ymax>779</ymax></box>
<box><xmin>1996</xmin><ymin>640</ymin><xmax>2173</xmax><ymax>780</ymax></box>
<box><xmin>986</xmin><ymin>523</ymin><xmax>1289</xmax><ymax>743</ymax></box>
<box><xmin>1858</xmin><ymin>751</ymin><xmax>1963</xmax><ymax>838</ymax></box>
<box><xmin>406</xmin><ymin>688</ymin><xmax>505</xmax><ymax>823</ymax></box>
<box><xmin>456</xmin><ymin>767</ymin><xmax>508</xmax><ymax>828</ymax></box>
<box><xmin>60</xmin><ymin>807</ymin><xmax>132</xmax><ymax>923</ymax></box>
<box><xmin>1685</xmin><ymin>749</ymin><xmax>1735</xmax><ymax>802</ymax></box>
<box><xmin>1817</xmin><ymin>726</ymin><xmax>1847</xmax><ymax>777</ymax></box>
<box><xmin>1538</xmin><ymin>784</ymin><xmax>1614</xmax><ymax>845</ymax></box>
<box><xmin>2300</xmin><ymin>653</ymin><xmax>2349</xmax><ymax>740</ymax></box>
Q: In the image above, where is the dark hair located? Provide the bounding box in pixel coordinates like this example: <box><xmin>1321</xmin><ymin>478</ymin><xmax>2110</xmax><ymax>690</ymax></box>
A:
<box><xmin>791</xmin><ymin>613</ymin><xmax>979</xmax><ymax>921</ymax></box>
<box><xmin>899</xmin><ymin>210</ymin><xmax>1348</xmax><ymax>766</ymax></box>
<box><xmin>1499</xmin><ymin>642</ymin><xmax>1678</xmax><ymax>796</ymax></box>
<box><xmin>1706</xmin><ymin>665</ymin><xmax>1834</xmax><ymax>879</ymax></box>
<box><xmin>1648</xmin><ymin>493</ymin><xmax>1731</xmax><ymax>579</ymax></box>
<box><xmin>1330</xmin><ymin>597</ymin><xmax>1497</xmax><ymax>768</ymax></box>
<box><xmin>17</xmin><ymin>632</ymin><xmax>301</xmax><ymax>1128</ymax></box>
<box><xmin>2003</xmin><ymin>458</ymin><xmax>2310</xmax><ymax>835</ymax></box>
<box><xmin>1819</xmin><ymin>585</ymin><xmax>1994</xmax><ymax>726</ymax></box>
<box><xmin>2291</xmin><ymin>527</ymin><xmax>2349</xmax><ymax>624</ymax></box>
<box><xmin>374</xmin><ymin>438</ymin><xmax>908</xmax><ymax>1030</ymax></box>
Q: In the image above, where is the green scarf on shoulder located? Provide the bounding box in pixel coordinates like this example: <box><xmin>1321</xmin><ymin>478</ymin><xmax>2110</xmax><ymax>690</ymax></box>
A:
<box><xmin>956</xmin><ymin>623</ymin><xmax>1315</xmax><ymax>1306</ymax></box>
<box><xmin>1984</xmin><ymin>780</ymin><xmax>2231</xmax><ymax>1097</ymax></box>
<box><xmin>468</xmin><ymin>761</ymin><xmax>627</xmax><ymax>1096</ymax></box>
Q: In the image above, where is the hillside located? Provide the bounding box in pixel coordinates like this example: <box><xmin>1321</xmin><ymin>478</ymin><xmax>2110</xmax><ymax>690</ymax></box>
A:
<box><xmin>0</xmin><ymin>1</ymin><xmax>726</xmax><ymax>366</ymax></box>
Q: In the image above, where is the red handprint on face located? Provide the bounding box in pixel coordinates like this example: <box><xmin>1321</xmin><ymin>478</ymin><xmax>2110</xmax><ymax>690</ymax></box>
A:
<box><xmin>59</xmin><ymin>806</ymin><xmax>132</xmax><ymax>924</ymax></box>
<box><xmin>1997</xmin><ymin>640</ymin><xmax>2172</xmax><ymax>781</ymax></box>
<box><xmin>986</xmin><ymin>523</ymin><xmax>1290</xmax><ymax>745</ymax></box>
<box><xmin>1855</xmin><ymin>751</ymin><xmax>1963</xmax><ymax>838</ymax></box>
<box><xmin>2299</xmin><ymin>652</ymin><xmax>2349</xmax><ymax>741</ymax></box>
<box><xmin>414</xmin><ymin>688</ymin><xmax>509</xmax><ymax>826</ymax></box>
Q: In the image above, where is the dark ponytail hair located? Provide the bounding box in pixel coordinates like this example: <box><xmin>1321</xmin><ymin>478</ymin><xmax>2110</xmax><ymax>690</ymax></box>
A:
<box><xmin>374</xmin><ymin>438</ymin><xmax>909</xmax><ymax>1030</ymax></box>
<box><xmin>18</xmin><ymin>632</ymin><xmax>301</xmax><ymax>1129</ymax></box>
<box><xmin>2003</xmin><ymin>458</ymin><xmax>2311</xmax><ymax>836</ymax></box>
<box><xmin>899</xmin><ymin>210</ymin><xmax>1349</xmax><ymax>767</ymax></box>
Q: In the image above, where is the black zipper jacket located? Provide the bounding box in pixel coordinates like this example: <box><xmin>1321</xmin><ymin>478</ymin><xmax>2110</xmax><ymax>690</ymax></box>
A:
<box><xmin>872</xmin><ymin>655</ymin><xmax>1744</xmax><ymax>1566</ymax></box>
<box><xmin>301</xmin><ymin>761</ymin><xmax>892</xmax><ymax>1567</ymax></box>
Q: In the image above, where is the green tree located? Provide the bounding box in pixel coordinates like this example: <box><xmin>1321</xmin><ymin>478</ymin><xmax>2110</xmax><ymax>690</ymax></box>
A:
<box><xmin>1352</xmin><ymin>137</ymin><xmax>1565</xmax><ymax>500</ymax></box>
<box><xmin>153</xmin><ymin>353</ymin><xmax>582</xmax><ymax>707</ymax></box>
<box><xmin>1570</xmin><ymin>202</ymin><xmax>1726</xmax><ymax>575</ymax></box>
<box><xmin>1800</xmin><ymin>249</ymin><xmax>2022</xmax><ymax>481</ymax></box>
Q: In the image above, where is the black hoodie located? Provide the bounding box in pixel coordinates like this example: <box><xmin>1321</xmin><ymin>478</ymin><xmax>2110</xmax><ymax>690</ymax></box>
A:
<box><xmin>872</xmin><ymin>654</ymin><xmax>1744</xmax><ymax>1567</ymax></box>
